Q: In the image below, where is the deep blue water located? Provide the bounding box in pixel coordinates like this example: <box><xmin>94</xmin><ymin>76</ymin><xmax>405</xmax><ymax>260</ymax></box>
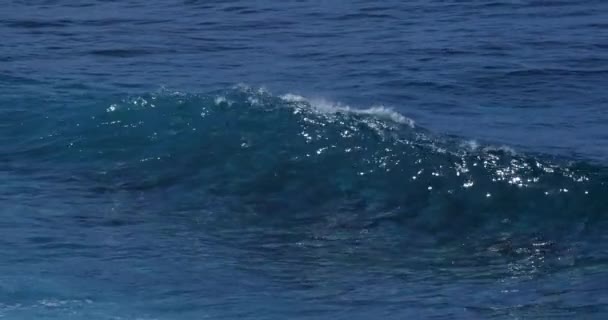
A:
<box><xmin>1</xmin><ymin>1</ymin><xmax>608</xmax><ymax>319</ymax></box>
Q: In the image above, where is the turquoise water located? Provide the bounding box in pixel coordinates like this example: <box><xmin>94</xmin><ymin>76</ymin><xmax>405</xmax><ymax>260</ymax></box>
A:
<box><xmin>2</xmin><ymin>1</ymin><xmax>608</xmax><ymax>319</ymax></box>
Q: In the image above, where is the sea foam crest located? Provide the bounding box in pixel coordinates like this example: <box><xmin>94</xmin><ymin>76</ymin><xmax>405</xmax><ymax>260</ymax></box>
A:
<box><xmin>280</xmin><ymin>93</ymin><xmax>415</xmax><ymax>127</ymax></box>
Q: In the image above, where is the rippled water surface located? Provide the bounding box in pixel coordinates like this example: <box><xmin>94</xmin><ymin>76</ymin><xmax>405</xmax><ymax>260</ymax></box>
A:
<box><xmin>1</xmin><ymin>1</ymin><xmax>608</xmax><ymax>319</ymax></box>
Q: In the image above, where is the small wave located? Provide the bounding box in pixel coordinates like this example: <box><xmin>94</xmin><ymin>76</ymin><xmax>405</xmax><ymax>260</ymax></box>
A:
<box><xmin>4</xmin><ymin>86</ymin><xmax>607</xmax><ymax>242</ymax></box>
<box><xmin>88</xmin><ymin>48</ymin><xmax>159</xmax><ymax>58</ymax></box>
<box><xmin>4</xmin><ymin>19</ymin><xmax>72</xmax><ymax>29</ymax></box>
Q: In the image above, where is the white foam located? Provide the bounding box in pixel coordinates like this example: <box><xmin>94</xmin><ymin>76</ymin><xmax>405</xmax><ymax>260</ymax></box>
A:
<box><xmin>355</xmin><ymin>106</ymin><xmax>415</xmax><ymax>127</ymax></box>
<box><xmin>280</xmin><ymin>94</ymin><xmax>415</xmax><ymax>127</ymax></box>
<box><xmin>214</xmin><ymin>96</ymin><xmax>227</xmax><ymax>105</ymax></box>
<box><xmin>280</xmin><ymin>93</ymin><xmax>307</xmax><ymax>103</ymax></box>
<box><xmin>461</xmin><ymin>140</ymin><xmax>479</xmax><ymax>151</ymax></box>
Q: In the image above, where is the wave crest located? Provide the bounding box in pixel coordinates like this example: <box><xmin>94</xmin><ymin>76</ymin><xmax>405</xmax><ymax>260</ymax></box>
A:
<box><xmin>6</xmin><ymin>87</ymin><xmax>607</xmax><ymax>240</ymax></box>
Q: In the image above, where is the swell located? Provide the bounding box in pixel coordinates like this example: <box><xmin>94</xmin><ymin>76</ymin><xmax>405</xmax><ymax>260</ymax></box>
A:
<box><xmin>2</xmin><ymin>87</ymin><xmax>607</xmax><ymax>240</ymax></box>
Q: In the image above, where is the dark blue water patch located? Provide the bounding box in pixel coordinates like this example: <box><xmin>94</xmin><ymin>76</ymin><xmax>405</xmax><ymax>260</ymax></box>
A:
<box><xmin>87</xmin><ymin>48</ymin><xmax>169</xmax><ymax>58</ymax></box>
<box><xmin>3</xmin><ymin>19</ymin><xmax>74</xmax><ymax>29</ymax></box>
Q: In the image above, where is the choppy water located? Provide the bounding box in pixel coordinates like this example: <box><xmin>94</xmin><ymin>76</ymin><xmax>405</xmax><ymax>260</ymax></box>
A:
<box><xmin>2</xmin><ymin>1</ymin><xmax>608</xmax><ymax>319</ymax></box>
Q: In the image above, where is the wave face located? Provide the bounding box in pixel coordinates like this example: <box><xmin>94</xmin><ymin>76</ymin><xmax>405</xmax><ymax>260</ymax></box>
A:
<box><xmin>2</xmin><ymin>87</ymin><xmax>608</xmax><ymax>318</ymax></box>
<box><xmin>8</xmin><ymin>87</ymin><xmax>607</xmax><ymax>232</ymax></box>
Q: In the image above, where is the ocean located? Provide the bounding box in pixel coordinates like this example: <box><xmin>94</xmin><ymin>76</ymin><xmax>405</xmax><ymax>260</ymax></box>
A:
<box><xmin>1</xmin><ymin>0</ymin><xmax>607</xmax><ymax>319</ymax></box>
